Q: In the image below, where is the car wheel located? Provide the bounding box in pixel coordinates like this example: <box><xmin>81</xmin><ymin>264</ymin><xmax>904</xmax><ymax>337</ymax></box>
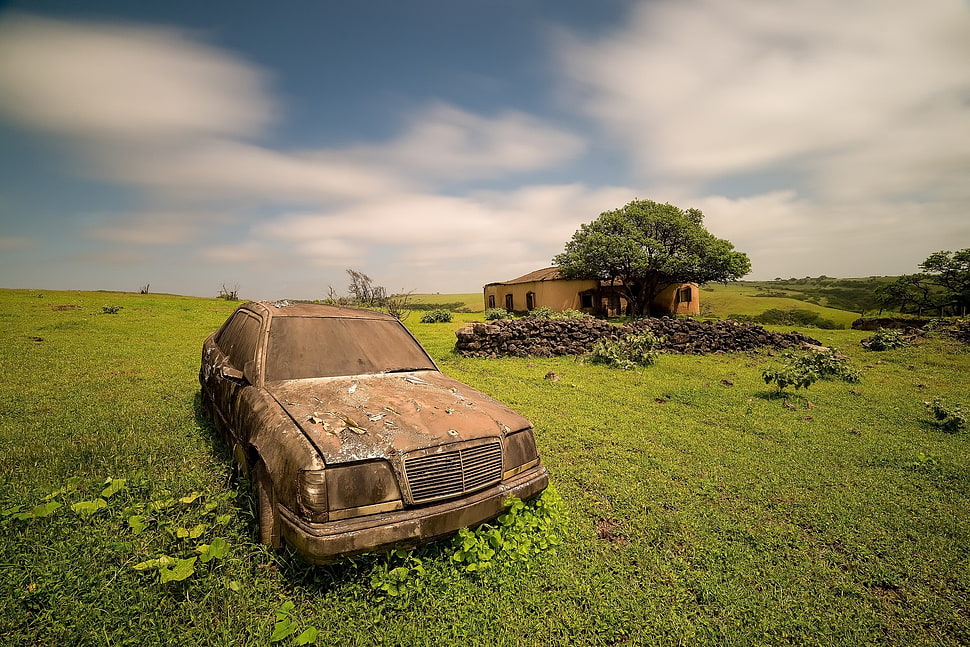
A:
<box><xmin>254</xmin><ymin>461</ymin><xmax>281</xmax><ymax>549</ymax></box>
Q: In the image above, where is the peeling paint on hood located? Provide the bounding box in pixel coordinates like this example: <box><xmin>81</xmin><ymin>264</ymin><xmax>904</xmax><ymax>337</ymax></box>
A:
<box><xmin>266</xmin><ymin>370</ymin><xmax>531</xmax><ymax>465</ymax></box>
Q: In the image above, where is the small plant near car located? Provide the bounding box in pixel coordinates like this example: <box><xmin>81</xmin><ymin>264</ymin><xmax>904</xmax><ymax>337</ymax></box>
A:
<box><xmin>270</xmin><ymin>601</ymin><xmax>319</xmax><ymax>645</ymax></box>
<box><xmin>450</xmin><ymin>488</ymin><xmax>565</xmax><ymax>573</ymax></box>
<box><xmin>586</xmin><ymin>331</ymin><xmax>664</xmax><ymax>370</ymax></box>
<box><xmin>419</xmin><ymin>308</ymin><xmax>453</xmax><ymax>323</ymax></box>
<box><xmin>762</xmin><ymin>347</ymin><xmax>861</xmax><ymax>392</ymax></box>
<box><xmin>369</xmin><ymin>549</ymin><xmax>428</xmax><ymax>598</ymax></box>
<box><xmin>861</xmin><ymin>328</ymin><xmax>908</xmax><ymax>351</ymax></box>
<box><xmin>924</xmin><ymin>399</ymin><xmax>966</xmax><ymax>432</ymax></box>
<box><xmin>365</xmin><ymin>489</ymin><xmax>565</xmax><ymax>599</ymax></box>
<box><xmin>101</xmin><ymin>304</ymin><xmax>123</xmax><ymax>314</ymax></box>
<box><xmin>484</xmin><ymin>308</ymin><xmax>512</xmax><ymax>320</ymax></box>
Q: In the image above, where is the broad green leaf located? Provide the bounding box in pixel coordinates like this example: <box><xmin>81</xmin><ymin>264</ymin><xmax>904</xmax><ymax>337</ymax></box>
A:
<box><xmin>196</xmin><ymin>536</ymin><xmax>229</xmax><ymax>562</ymax></box>
<box><xmin>14</xmin><ymin>501</ymin><xmax>62</xmax><ymax>519</ymax></box>
<box><xmin>133</xmin><ymin>555</ymin><xmax>176</xmax><ymax>571</ymax></box>
<box><xmin>128</xmin><ymin>515</ymin><xmax>148</xmax><ymax>535</ymax></box>
<box><xmin>228</xmin><ymin>580</ymin><xmax>242</xmax><ymax>592</ymax></box>
<box><xmin>270</xmin><ymin>618</ymin><xmax>298</xmax><ymax>642</ymax></box>
<box><xmin>151</xmin><ymin>498</ymin><xmax>176</xmax><ymax>511</ymax></box>
<box><xmin>189</xmin><ymin>523</ymin><xmax>207</xmax><ymax>538</ymax></box>
<box><xmin>276</xmin><ymin>601</ymin><xmax>295</xmax><ymax>620</ymax></box>
<box><xmin>294</xmin><ymin>627</ymin><xmax>319</xmax><ymax>645</ymax></box>
<box><xmin>178</xmin><ymin>492</ymin><xmax>202</xmax><ymax>504</ymax></box>
<box><xmin>101</xmin><ymin>478</ymin><xmax>127</xmax><ymax>499</ymax></box>
<box><xmin>215</xmin><ymin>514</ymin><xmax>231</xmax><ymax>525</ymax></box>
<box><xmin>71</xmin><ymin>498</ymin><xmax>107</xmax><ymax>517</ymax></box>
<box><xmin>159</xmin><ymin>557</ymin><xmax>196</xmax><ymax>583</ymax></box>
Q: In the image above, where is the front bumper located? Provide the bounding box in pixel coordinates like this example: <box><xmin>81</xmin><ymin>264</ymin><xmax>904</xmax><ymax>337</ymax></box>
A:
<box><xmin>279</xmin><ymin>465</ymin><xmax>549</xmax><ymax>563</ymax></box>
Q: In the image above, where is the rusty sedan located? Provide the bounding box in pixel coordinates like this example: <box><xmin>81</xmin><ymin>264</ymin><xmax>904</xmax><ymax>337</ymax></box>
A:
<box><xmin>199</xmin><ymin>301</ymin><xmax>548</xmax><ymax>563</ymax></box>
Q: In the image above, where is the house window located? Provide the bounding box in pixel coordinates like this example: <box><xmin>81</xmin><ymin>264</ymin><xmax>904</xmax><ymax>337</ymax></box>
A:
<box><xmin>488</xmin><ymin>294</ymin><xmax>495</xmax><ymax>309</ymax></box>
<box><xmin>526</xmin><ymin>292</ymin><xmax>535</xmax><ymax>310</ymax></box>
<box><xmin>677</xmin><ymin>286</ymin><xmax>693</xmax><ymax>303</ymax></box>
<box><xmin>580</xmin><ymin>292</ymin><xmax>594</xmax><ymax>309</ymax></box>
<box><xmin>505</xmin><ymin>294</ymin><xmax>514</xmax><ymax>311</ymax></box>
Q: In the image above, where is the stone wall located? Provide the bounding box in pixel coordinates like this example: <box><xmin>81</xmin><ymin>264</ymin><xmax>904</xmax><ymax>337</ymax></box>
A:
<box><xmin>454</xmin><ymin>317</ymin><xmax>821</xmax><ymax>358</ymax></box>
<box><xmin>851</xmin><ymin>317</ymin><xmax>931</xmax><ymax>331</ymax></box>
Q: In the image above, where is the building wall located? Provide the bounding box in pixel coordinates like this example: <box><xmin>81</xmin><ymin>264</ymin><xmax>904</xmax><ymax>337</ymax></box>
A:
<box><xmin>652</xmin><ymin>283</ymin><xmax>700</xmax><ymax>316</ymax></box>
<box><xmin>484</xmin><ymin>279</ymin><xmax>598</xmax><ymax>313</ymax></box>
<box><xmin>484</xmin><ymin>279</ymin><xmax>699</xmax><ymax>316</ymax></box>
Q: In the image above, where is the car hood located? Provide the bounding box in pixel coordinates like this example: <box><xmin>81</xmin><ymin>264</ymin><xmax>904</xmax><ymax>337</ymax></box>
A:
<box><xmin>265</xmin><ymin>370</ymin><xmax>531</xmax><ymax>465</ymax></box>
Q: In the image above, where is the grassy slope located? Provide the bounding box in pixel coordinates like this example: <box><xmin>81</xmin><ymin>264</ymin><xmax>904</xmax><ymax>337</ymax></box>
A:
<box><xmin>409</xmin><ymin>292</ymin><xmax>484</xmax><ymax>312</ymax></box>
<box><xmin>699</xmin><ymin>283</ymin><xmax>860</xmax><ymax>326</ymax></box>
<box><xmin>1</xmin><ymin>290</ymin><xmax>968</xmax><ymax>646</ymax></box>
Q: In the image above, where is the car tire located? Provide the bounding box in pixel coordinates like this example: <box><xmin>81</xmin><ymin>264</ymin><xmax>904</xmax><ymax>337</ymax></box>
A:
<box><xmin>254</xmin><ymin>461</ymin><xmax>281</xmax><ymax>549</ymax></box>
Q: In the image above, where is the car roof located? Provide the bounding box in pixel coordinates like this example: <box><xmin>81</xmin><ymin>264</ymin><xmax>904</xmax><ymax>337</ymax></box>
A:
<box><xmin>240</xmin><ymin>301</ymin><xmax>399</xmax><ymax>321</ymax></box>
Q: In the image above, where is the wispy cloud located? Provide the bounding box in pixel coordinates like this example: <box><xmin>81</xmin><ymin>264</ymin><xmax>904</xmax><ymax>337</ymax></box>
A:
<box><xmin>558</xmin><ymin>0</ymin><xmax>970</xmax><ymax>200</ymax></box>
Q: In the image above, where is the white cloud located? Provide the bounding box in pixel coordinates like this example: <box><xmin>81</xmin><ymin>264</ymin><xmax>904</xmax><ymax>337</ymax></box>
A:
<box><xmin>0</xmin><ymin>13</ymin><xmax>273</xmax><ymax>140</ymax></box>
<box><xmin>86</xmin><ymin>210</ymin><xmax>216</xmax><ymax>245</ymax></box>
<box><xmin>0</xmin><ymin>236</ymin><xmax>32</xmax><ymax>250</ymax></box>
<box><xmin>559</xmin><ymin>0</ymin><xmax>970</xmax><ymax>199</ymax></box>
<box><xmin>349</xmin><ymin>103</ymin><xmax>585</xmax><ymax>180</ymax></box>
<box><xmin>254</xmin><ymin>184</ymin><xmax>639</xmax><ymax>291</ymax></box>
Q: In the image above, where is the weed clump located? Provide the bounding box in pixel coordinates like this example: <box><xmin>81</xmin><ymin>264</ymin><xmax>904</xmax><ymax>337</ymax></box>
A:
<box><xmin>925</xmin><ymin>399</ymin><xmax>966</xmax><ymax>433</ymax></box>
<box><xmin>419</xmin><ymin>309</ymin><xmax>452</xmax><ymax>323</ymax></box>
<box><xmin>763</xmin><ymin>347</ymin><xmax>861</xmax><ymax>392</ymax></box>
<box><xmin>861</xmin><ymin>328</ymin><xmax>908</xmax><ymax>351</ymax></box>
<box><xmin>587</xmin><ymin>331</ymin><xmax>664</xmax><ymax>370</ymax></box>
<box><xmin>101</xmin><ymin>305</ymin><xmax>123</xmax><ymax>314</ymax></box>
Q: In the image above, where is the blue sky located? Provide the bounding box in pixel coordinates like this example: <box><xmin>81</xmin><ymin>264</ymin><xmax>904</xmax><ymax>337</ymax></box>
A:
<box><xmin>1</xmin><ymin>0</ymin><xmax>968</xmax><ymax>299</ymax></box>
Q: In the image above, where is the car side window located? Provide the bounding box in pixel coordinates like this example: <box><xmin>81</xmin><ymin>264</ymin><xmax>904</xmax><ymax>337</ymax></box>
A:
<box><xmin>217</xmin><ymin>311</ymin><xmax>262</xmax><ymax>371</ymax></box>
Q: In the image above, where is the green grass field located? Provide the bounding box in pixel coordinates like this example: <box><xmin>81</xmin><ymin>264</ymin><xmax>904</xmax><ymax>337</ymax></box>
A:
<box><xmin>1</xmin><ymin>289</ymin><xmax>968</xmax><ymax>645</ymax></box>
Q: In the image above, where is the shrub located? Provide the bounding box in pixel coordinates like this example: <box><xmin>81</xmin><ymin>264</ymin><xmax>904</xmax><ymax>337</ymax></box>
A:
<box><xmin>763</xmin><ymin>347</ymin><xmax>861</xmax><ymax>392</ymax></box>
<box><xmin>587</xmin><ymin>331</ymin><xmax>664</xmax><ymax>370</ymax></box>
<box><xmin>527</xmin><ymin>306</ymin><xmax>555</xmax><ymax>319</ymax></box>
<box><xmin>862</xmin><ymin>328</ymin><xmax>908</xmax><ymax>351</ymax></box>
<box><xmin>485</xmin><ymin>308</ymin><xmax>513</xmax><ymax>321</ymax></box>
<box><xmin>556</xmin><ymin>308</ymin><xmax>591</xmax><ymax>320</ymax></box>
<box><xmin>925</xmin><ymin>399</ymin><xmax>966</xmax><ymax>433</ymax></box>
<box><xmin>420</xmin><ymin>309</ymin><xmax>453</xmax><ymax>323</ymax></box>
<box><xmin>101</xmin><ymin>305</ymin><xmax>123</xmax><ymax>315</ymax></box>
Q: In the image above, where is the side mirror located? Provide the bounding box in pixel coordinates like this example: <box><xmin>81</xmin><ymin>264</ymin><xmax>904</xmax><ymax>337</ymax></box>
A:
<box><xmin>243</xmin><ymin>360</ymin><xmax>257</xmax><ymax>384</ymax></box>
<box><xmin>220</xmin><ymin>365</ymin><xmax>245</xmax><ymax>382</ymax></box>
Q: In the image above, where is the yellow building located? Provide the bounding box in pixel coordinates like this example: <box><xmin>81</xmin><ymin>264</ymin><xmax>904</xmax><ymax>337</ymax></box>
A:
<box><xmin>483</xmin><ymin>267</ymin><xmax>699</xmax><ymax>317</ymax></box>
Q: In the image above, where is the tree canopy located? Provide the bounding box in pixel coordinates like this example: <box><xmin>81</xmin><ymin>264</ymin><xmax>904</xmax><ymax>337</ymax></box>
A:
<box><xmin>877</xmin><ymin>249</ymin><xmax>970</xmax><ymax>316</ymax></box>
<box><xmin>553</xmin><ymin>199</ymin><xmax>751</xmax><ymax>316</ymax></box>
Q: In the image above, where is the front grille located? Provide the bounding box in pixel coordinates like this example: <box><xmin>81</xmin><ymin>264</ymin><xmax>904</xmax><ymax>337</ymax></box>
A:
<box><xmin>404</xmin><ymin>440</ymin><xmax>503</xmax><ymax>504</ymax></box>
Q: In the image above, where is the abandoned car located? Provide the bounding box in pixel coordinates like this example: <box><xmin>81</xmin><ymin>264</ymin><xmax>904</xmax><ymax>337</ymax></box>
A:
<box><xmin>199</xmin><ymin>301</ymin><xmax>548</xmax><ymax>562</ymax></box>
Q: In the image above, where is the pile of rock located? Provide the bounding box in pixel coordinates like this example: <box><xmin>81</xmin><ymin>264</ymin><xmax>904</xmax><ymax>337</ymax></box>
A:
<box><xmin>454</xmin><ymin>317</ymin><xmax>821</xmax><ymax>358</ymax></box>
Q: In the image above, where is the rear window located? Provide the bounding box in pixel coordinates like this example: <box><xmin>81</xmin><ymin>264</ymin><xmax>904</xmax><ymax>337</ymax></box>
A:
<box><xmin>264</xmin><ymin>317</ymin><xmax>435</xmax><ymax>381</ymax></box>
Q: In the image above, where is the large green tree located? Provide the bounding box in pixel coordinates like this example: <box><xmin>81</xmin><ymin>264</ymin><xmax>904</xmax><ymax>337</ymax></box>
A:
<box><xmin>877</xmin><ymin>249</ymin><xmax>970</xmax><ymax>316</ymax></box>
<box><xmin>554</xmin><ymin>199</ymin><xmax>751</xmax><ymax>316</ymax></box>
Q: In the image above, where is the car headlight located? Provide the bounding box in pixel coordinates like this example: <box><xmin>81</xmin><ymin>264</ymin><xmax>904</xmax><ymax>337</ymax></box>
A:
<box><xmin>300</xmin><ymin>461</ymin><xmax>404</xmax><ymax>522</ymax></box>
<box><xmin>503</xmin><ymin>429</ymin><xmax>540</xmax><ymax>479</ymax></box>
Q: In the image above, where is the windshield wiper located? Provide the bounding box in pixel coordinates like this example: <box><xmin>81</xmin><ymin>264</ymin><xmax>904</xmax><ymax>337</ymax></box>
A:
<box><xmin>382</xmin><ymin>367</ymin><xmax>432</xmax><ymax>374</ymax></box>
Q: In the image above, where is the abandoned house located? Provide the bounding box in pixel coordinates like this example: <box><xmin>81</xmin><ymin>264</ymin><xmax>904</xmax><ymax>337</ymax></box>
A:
<box><xmin>483</xmin><ymin>267</ymin><xmax>699</xmax><ymax>317</ymax></box>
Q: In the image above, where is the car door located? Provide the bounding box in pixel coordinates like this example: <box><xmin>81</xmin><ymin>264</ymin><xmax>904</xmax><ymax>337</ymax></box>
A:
<box><xmin>211</xmin><ymin>308</ymin><xmax>264</xmax><ymax>444</ymax></box>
